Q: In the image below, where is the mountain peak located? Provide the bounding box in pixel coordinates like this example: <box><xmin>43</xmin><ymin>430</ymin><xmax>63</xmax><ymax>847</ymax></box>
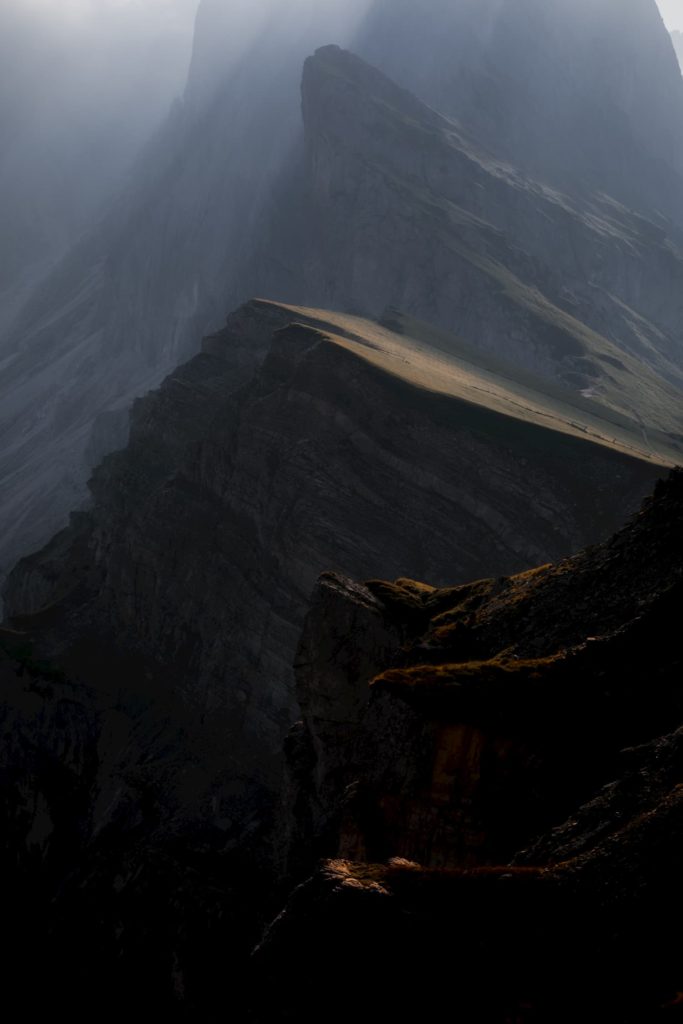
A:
<box><xmin>303</xmin><ymin>43</ymin><xmax>445</xmax><ymax>127</ymax></box>
<box><xmin>356</xmin><ymin>0</ymin><xmax>683</xmax><ymax>217</ymax></box>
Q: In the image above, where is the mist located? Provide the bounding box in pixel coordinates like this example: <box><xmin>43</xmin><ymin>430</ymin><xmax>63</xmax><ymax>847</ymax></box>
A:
<box><xmin>2</xmin><ymin>1</ymin><xmax>683</xmax><ymax>1019</ymax></box>
<box><xmin>0</xmin><ymin>0</ymin><xmax>384</xmax><ymax>322</ymax></box>
<box><xmin>183</xmin><ymin>0</ymin><xmax>375</xmax><ymax>108</ymax></box>
<box><xmin>0</xmin><ymin>0</ymin><xmax>200</xmax><ymax>324</ymax></box>
<box><xmin>2</xmin><ymin>0</ymin><xmax>682</xmax><ymax>575</ymax></box>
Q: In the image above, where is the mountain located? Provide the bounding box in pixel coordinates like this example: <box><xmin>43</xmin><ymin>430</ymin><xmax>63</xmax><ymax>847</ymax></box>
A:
<box><xmin>1</xmin><ymin>2</ymin><xmax>682</xmax><ymax>1016</ymax></box>
<box><xmin>1</xmin><ymin>389</ymin><xmax>678</xmax><ymax>1017</ymax></box>
<box><xmin>253</xmin><ymin>469</ymin><xmax>683</xmax><ymax>1022</ymax></box>
<box><xmin>5</xmin><ymin>296</ymin><xmax>664</xmax><ymax>757</ymax></box>
<box><xmin>0</xmin><ymin>296</ymin><xmax>668</xmax><ymax>1012</ymax></box>
<box><xmin>258</xmin><ymin>45</ymin><xmax>683</xmax><ymax>400</ymax></box>
<box><xmin>1</xmin><ymin>0</ymin><xmax>683</xmax><ymax>588</ymax></box>
<box><xmin>358</xmin><ymin>0</ymin><xmax>683</xmax><ymax>219</ymax></box>
<box><xmin>0</xmin><ymin>3</ymin><xmax>371</xmax><ymax>587</ymax></box>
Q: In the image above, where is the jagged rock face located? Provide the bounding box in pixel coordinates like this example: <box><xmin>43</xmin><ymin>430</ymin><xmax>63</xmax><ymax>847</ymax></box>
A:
<box><xmin>257</xmin><ymin>735</ymin><xmax>683</xmax><ymax>1023</ymax></box>
<box><xmin>283</xmin><ymin>471</ymin><xmax>683</xmax><ymax>874</ymax></box>
<box><xmin>288</xmin><ymin>47</ymin><xmax>683</xmax><ymax>396</ymax></box>
<box><xmin>357</xmin><ymin>0</ymin><xmax>683</xmax><ymax>219</ymax></box>
<box><xmin>0</xmin><ymin>302</ymin><xmax>678</xmax><ymax>1017</ymax></box>
<box><xmin>2</xmin><ymin>300</ymin><xmax>666</xmax><ymax>1016</ymax></box>
<box><xmin>254</xmin><ymin>472</ymin><xmax>683</xmax><ymax>1022</ymax></box>
<box><xmin>282</xmin><ymin>574</ymin><xmax>406</xmax><ymax>875</ymax></box>
<box><xmin>252</xmin><ymin>836</ymin><xmax>683</xmax><ymax>1023</ymax></box>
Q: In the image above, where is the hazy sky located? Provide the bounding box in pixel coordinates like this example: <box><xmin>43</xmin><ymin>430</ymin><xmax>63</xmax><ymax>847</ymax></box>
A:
<box><xmin>658</xmin><ymin>0</ymin><xmax>683</xmax><ymax>31</ymax></box>
<box><xmin>14</xmin><ymin>0</ymin><xmax>199</xmax><ymax>28</ymax></box>
<box><xmin>7</xmin><ymin>1</ymin><xmax>683</xmax><ymax>43</ymax></box>
<box><xmin>0</xmin><ymin>0</ymin><xmax>200</xmax><ymax>109</ymax></box>
<box><xmin>3</xmin><ymin>1</ymin><xmax>681</xmax><ymax>37</ymax></box>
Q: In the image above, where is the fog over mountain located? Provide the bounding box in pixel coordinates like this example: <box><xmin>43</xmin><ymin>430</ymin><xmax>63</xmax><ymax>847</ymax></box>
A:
<box><xmin>0</xmin><ymin>0</ymin><xmax>198</xmax><ymax>328</ymax></box>
<box><xmin>0</xmin><ymin>0</ymin><xmax>378</xmax><ymax>583</ymax></box>
<box><xmin>2</xmin><ymin>0</ymin><xmax>682</xmax><ymax>590</ymax></box>
<box><xmin>1</xmin><ymin>2</ymin><xmax>683</xmax><ymax>1019</ymax></box>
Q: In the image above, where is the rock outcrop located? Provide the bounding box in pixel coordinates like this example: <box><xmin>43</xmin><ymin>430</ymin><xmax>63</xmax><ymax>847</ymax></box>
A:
<box><xmin>0</xmin><ymin>279</ymin><xmax>679</xmax><ymax>1017</ymax></box>
<box><xmin>254</xmin><ymin>469</ymin><xmax>683</xmax><ymax>1022</ymax></box>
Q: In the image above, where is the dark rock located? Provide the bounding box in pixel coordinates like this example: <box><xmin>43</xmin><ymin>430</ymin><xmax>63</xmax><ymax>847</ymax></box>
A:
<box><xmin>0</xmin><ymin>303</ymin><xmax>668</xmax><ymax>1015</ymax></box>
<box><xmin>254</xmin><ymin>470</ymin><xmax>683</xmax><ymax>1022</ymax></box>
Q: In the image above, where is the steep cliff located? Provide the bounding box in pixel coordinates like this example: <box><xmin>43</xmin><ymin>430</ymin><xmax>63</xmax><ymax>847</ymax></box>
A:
<box><xmin>254</xmin><ymin>469</ymin><xmax>683</xmax><ymax>1022</ymax></box>
<box><xmin>0</xmin><ymin>1</ymin><xmax>372</xmax><ymax>585</ymax></box>
<box><xmin>3</xmin><ymin>0</ymin><xmax>683</xmax><ymax>588</ymax></box>
<box><xmin>283</xmin><ymin>469</ymin><xmax>681</xmax><ymax>868</ymax></box>
<box><xmin>7</xmin><ymin>298</ymin><xmax>664</xmax><ymax>761</ymax></box>
<box><xmin>0</xmin><ymin>290</ymin><xmax>679</xmax><ymax>1016</ymax></box>
<box><xmin>272</xmin><ymin>46</ymin><xmax>683</xmax><ymax>399</ymax></box>
<box><xmin>357</xmin><ymin>0</ymin><xmax>683</xmax><ymax>220</ymax></box>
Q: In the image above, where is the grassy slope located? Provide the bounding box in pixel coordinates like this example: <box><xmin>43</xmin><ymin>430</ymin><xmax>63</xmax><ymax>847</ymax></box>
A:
<box><xmin>303</xmin><ymin>46</ymin><xmax>683</xmax><ymax>461</ymax></box>
<box><xmin>250</xmin><ymin>299</ymin><xmax>680</xmax><ymax>467</ymax></box>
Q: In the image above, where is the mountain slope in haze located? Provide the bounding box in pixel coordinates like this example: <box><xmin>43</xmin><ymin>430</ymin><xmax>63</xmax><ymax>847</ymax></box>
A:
<box><xmin>260</xmin><ymin>46</ymin><xmax>683</xmax><ymax>399</ymax></box>
<box><xmin>2</xmin><ymin>0</ymin><xmax>683</xmax><ymax>586</ymax></box>
<box><xmin>0</xmin><ymin>2</ymin><xmax>373</xmax><ymax>587</ymax></box>
<box><xmin>254</xmin><ymin>469</ymin><xmax>683</xmax><ymax>1022</ymax></box>
<box><xmin>0</xmin><ymin>298</ymin><xmax>669</xmax><ymax>1016</ymax></box>
<box><xmin>358</xmin><ymin>0</ymin><xmax>683</xmax><ymax>221</ymax></box>
<box><xmin>0</xmin><ymin>0</ymin><xmax>195</xmax><ymax>333</ymax></box>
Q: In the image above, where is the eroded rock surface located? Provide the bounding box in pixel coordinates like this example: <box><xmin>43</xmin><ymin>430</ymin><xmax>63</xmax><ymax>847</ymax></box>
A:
<box><xmin>255</xmin><ymin>470</ymin><xmax>683</xmax><ymax>1022</ymax></box>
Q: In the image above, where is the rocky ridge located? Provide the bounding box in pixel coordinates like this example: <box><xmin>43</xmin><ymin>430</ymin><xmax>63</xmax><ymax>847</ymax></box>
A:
<box><xmin>2</xmin><ymin>4</ymin><xmax>683</xmax><ymax>584</ymax></box>
<box><xmin>359</xmin><ymin>0</ymin><xmax>683</xmax><ymax>220</ymax></box>
<box><xmin>6</xmin><ymin>298</ymin><xmax>662</xmax><ymax>773</ymax></box>
<box><xmin>284</xmin><ymin>46</ymin><xmax>683</xmax><ymax>399</ymax></box>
